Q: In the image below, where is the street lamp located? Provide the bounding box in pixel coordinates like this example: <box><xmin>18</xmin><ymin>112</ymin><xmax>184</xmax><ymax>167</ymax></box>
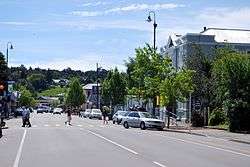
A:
<box><xmin>6</xmin><ymin>42</ymin><xmax>14</xmax><ymax>66</ymax></box>
<box><xmin>146</xmin><ymin>11</ymin><xmax>157</xmax><ymax>50</ymax></box>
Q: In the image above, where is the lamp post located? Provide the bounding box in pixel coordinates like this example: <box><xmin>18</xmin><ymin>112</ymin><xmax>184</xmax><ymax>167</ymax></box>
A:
<box><xmin>146</xmin><ymin>11</ymin><xmax>157</xmax><ymax>50</ymax></box>
<box><xmin>96</xmin><ymin>63</ymin><xmax>102</xmax><ymax>109</ymax></box>
<box><xmin>6</xmin><ymin>42</ymin><xmax>14</xmax><ymax>67</ymax></box>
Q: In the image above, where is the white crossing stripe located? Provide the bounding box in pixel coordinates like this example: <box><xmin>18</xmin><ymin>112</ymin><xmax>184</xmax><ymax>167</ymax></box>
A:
<box><xmin>87</xmin><ymin>130</ymin><xmax>138</xmax><ymax>155</ymax></box>
<box><xmin>55</xmin><ymin>124</ymin><xmax>60</xmax><ymax>127</ymax></box>
<box><xmin>44</xmin><ymin>124</ymin><xmax>50</xmax><ymax>127</ymax></box>
<box><xmin>77</xmin><ymin>125</ymin><xmax>83</xmax><ymax>127</ymax></box>
<box><xmin>33</xmin><ymin>125</ymin><xmax>37</xmax><ymax>128</ymax></box>
<box><xmin>153</xmin><ymin>161</ymin><xmax>167</xmax><ymax>167</ymax></box>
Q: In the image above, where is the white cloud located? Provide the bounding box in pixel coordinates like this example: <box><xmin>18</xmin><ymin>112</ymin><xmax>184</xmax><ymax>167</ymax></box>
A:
<box><xmin>80</xmin><ymin>1</ymin><xmax>108</xmax><ymax>7</ymax></box>
<box><xmin>71</xmin><ymin>3</ymin><xmax>184</xmax><ymax>17</ymax></box>
<box><xmin>70</xmin><ymin>11</ymin><xmax>101</xmax><ymax>17</ymax></box>
<box><xmin>56</xmin><ymin>20</ymin><xmax>151</xmax><ymax>31</ymax></box>
<box><xmin>10</xmin><ymin>54</ymin><xmax>126</xmax><ymax>72</ymax></box>
<box><xmin>197</xmin><ymin>7</ymin><xmax>250</xmax><ymax>29</ymax></box>
<box><xmin>0</xmin><ymin>21</ymin><xmax>35</xmax><ymax>26</ymax></box>
<box><xmin>106</xmin><ymin>3</ymin><xmax>184</xmax><ymax>13</ymax></box>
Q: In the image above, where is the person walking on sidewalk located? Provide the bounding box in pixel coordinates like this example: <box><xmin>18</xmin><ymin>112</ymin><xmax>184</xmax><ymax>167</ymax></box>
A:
<box><xmin>65</xmin><ymin>108</ymin><xmax>72</xmax><ymax>126</ymax></box>
<box><xmin>22</xmin><ymin>107</ymin><xmax>31</xmax><ymax>127</ymax></box>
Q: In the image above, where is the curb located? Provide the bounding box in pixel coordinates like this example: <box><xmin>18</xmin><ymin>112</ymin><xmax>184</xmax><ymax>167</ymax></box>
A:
<box><xmin>164</xmin><ymin>129</ymin><xmax>207</xmax><ymax>137</ymax></box>
<box><xmin>229</xmin><ymin>139</ymin><xmax>250</xmax><ymax>145</ymax></box>
<box><xmin>164</xmin><ymin>128</ymin><xmax>250</xmax><ymax>145</ymax></box>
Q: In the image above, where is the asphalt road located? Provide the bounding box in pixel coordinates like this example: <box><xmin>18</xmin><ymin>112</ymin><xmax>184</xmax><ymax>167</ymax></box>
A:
<box><xmin>1</xmin><ymin>113</ymin><xmax>250</xmax><ymax>167</ymax></box>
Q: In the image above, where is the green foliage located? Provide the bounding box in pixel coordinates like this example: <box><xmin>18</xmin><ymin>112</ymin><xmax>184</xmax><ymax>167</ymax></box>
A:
<box><xmin>212</xmin><ymin>51</ymin><xmax>250</xmax><ymax>132</ymax></box>
<box><xmin>40</xmin><ymin>86</ymin><xmax>67</xmax><ymax>97</ymax></box>
<box><xmin>160</xmin><ymin>69</ymin><xmax>195</xmax><ymax>109</ymax></box>
<box><xmin>19</xmin><ymin>86</ymin><xmax>36</xmax><ymax>107</ymax></box>
<box><xmin>27</xmin><ymin>73</ymin><xmax>47</xmax><ymax>92</ymax></box>
<box><xmin>102</xmin><ymin>68</ymin><xmax>127</xmax><ymax>106</ymax></box>
<box><xmin>125</xmin><ymin>44</ymin><xmax>172</xmax><ymax>106</ymax></box>
<box><xmin>208</xmin><ymin>108</ymin><xmax>227</xmax><ymax>126</ymax></box>
<box><xmin>65</xmin><ymin>78</ymin><xmax>86</xmax><ymax>107</ymax></box>
<box><xmin>0</xmin><ymin>52</ymin><xmax>8</xmax><ymax>81</ymax></box>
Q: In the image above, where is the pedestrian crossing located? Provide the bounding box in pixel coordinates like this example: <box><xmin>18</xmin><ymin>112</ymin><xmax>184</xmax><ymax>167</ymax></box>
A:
<box><xmin>26</xmin><ymin>124</ymin><xmax>108</xmax><ymax>128</ymax></box>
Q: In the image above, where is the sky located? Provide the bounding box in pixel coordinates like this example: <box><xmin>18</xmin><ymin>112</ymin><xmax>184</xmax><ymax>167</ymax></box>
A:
<box><xmin>0</xmin><ymin>0</ymin><xmax>250</xmax><ymax>71</ymax></box>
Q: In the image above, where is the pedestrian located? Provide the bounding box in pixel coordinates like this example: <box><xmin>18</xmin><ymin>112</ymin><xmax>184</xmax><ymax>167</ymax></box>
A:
<box><xmin>0</xmin><ymin>100</ymin><xmax>6</xmax><ymax>127</ymax></box>
<box><xmin>102</xmin><ymin>106</ymin><xmax>109</xmax><ymax>125</ymax></box>
<box><xmin>65</xmin><ymin>108</ymin><xmax>72</xmax><ymax>125</ymax></box>
<box><xmin>22</xmin><ymin>106</ymin><xmax>31</xmax><ymax>127</ymax></box>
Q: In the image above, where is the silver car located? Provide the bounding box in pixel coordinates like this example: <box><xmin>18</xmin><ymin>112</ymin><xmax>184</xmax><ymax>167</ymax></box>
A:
<box><xmin>83</xmin><ymin>109</ymin><xmax>92</xmax><ymax>118</ymax></box>
<box><xmin>89</xmin><ymin>109</ymin><xmax>102</xmax><ymax>119</ymax></box>
<box><xmin>122</xmin><ymin>111</ymin><xmax>165</xmax><ymax>130</ymax></box>
<box><xmin>112</xmin><ymin>110</ymin><xmax>130</xmax><ymax>124</ymax></box>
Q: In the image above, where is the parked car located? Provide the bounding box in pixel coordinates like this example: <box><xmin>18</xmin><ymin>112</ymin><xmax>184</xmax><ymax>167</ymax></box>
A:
<box><xmin>53</xmin><ymin>108</ymin><xmax>63</xmax><ymax>114</ymax></box>
<box><xmin>122</xmin><ymin>111</ymin><xmax>165</xmax><ymax>130</ymax></box>
<box><xmin>89</xmin><ymin>109</ymin><xmax>102</xmax><ymax>119</ymax></box>
<box><xmin>37</xmin><ymin>106</ymin><xmax>49</xmax><ymax>114</ymax></box>
<box><xmin>83</xmin><ymin>109</ymin><xmax>92</xmax><ymax>118</ymax></box>
<box><xmin>112</xmin><ymin>110</ymin><xmax>130</xmax><ymax>124</ymax></box>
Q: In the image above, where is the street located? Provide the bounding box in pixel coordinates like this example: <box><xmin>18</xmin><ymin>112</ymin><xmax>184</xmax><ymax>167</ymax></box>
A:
<box><xmin>1</xmin><ymin>113</ymin><xmax>250</xmax><ymax>167</ymax></box>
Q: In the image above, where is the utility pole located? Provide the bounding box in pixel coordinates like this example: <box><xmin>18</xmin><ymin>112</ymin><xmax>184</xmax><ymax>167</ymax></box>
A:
<box><xmin>96</xmin><ymin>63</ymin><xmax>100</xmax><ymax>109</ymax></box>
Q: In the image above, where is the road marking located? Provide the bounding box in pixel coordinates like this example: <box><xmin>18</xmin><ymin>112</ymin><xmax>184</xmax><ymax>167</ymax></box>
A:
<box><xmin>99</xmin><ymin>125</ymin><xmax>105</xmax><ymax>128</ymax></box>
<box><xmin>87</xmin><ymin>130</ymin><xmax>138</xmax><ymax>155</ymax></box>
<box><xmin>77</xmin><ymin>125</ymin><xmax>83</xmax><ymax>127</ymax></box>
<box><xmin>153</xmin><ymin>161</ymin><xmax>166</xmax><ymax>167</ymax></box>
<box><xmin>13</xmin><ymin>129</ymin><xmax>27</xmax><ymax>167</ymax></box>
<box><xmin>33</xmin><ymin>125</ymin><xmax>37</xmax><ymax>128</ymax></box>
<box><xmin>55</xmin><ymin>124</ymin><xmax>60</xmax><ymax>127</ymax></box>
<box><xmin>89</xmin><ymin>125</ymin><xmax>94</xmax><ymax>127</ymax></box>
<box><xmin>44</xmin><ymin>124</ymin><xmax>50</xmax><ymax>127</ymax></box>
<box><xmin>158</xmin><ymin>134</ymin><xmax>250</xmax><ymax>158</ymax></box>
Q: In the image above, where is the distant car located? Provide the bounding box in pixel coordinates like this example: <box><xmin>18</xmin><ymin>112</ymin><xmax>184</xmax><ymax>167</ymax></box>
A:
<box><xmin>89</xmin><ymin>109</ymin><xmax>102</xmax><ymax>119</ymax></box>
<box><xmin>15</xmin><ymin>108</ymin><xmax>24</xmax><ymax>117</ymax></box>
<box><xmin>83</xmin><ymin>109</ymin><xmax>92</xmax><ymax>118</ymax></box>
<box><xmin>112</xmin><ymin>110</ymin><xmax>130</xmax><ymax>124</ymax></box>
<box><xmin>37</xmin><ymin>106</ymin><xmax>48</xmax><ymax>114</ymax></box>
<box><xmin>122</xmin><ymin>111</ymin><xmax>165</xmax><ymax>130</ymax></box>
<box><xmin>53</xmin><ymin>108</ymin><xmax>63</xmax><ymax>114</ymax></box>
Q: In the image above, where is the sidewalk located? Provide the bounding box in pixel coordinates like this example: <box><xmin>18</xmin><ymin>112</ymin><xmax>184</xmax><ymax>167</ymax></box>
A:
<box><xmin>165</xmin><ymin>126</ymin><xmax>250</xmax><ymax>144</ymax></box>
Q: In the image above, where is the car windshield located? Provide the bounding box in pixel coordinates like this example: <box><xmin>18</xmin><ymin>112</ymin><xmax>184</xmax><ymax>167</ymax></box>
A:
<box><xmin>140</xmin><ymin>112</ymin><xmax>157</xmax><ymax>119</ymax></box>
<box><xmin>92</xmin><ymin>109</ymin><xmax>101</xmax><ymax>113</ymax></box>
<box><xmin>118</xmin><ymin>111</ymin><xmax>127</xmax><ymax>116</ymax></box>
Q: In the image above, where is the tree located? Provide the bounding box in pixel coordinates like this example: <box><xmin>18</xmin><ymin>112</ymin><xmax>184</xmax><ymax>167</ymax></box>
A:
<box><xmin>102</xmin><ymin>68</ymin><xmax>127</xmax><ymax>108</ymax></box>
<box><xmin>0</xmin><ymin>52</ymin><xmax>8</xmax><ymax>81</ymax></box>
<box><xmin>212</xmin><ymin>51</ymin><xmax>250</xmax><ymax>132</ymax></box>
<box><xmin>19</xmin><ymin>86</ymin><xmax>36</xmax><ymax>107</ymax></box>
<box><xmin>160</xmin><ymin>69</ymin><xmax>194</xmax><ymax>127</ymax></box>
<box><xmin>125</xmin><ymin>44</ymin><xmax>172</xmax><ymax>110</ymax></box>
<box><xmin>27</xmin><ymin>73</ymin><xmax>47</xmax><ymax>92</ymax></box>
<box><xmin>65</xmin><ymin>78</ymin><xmax>86</xmax><ymax>108</ymax></box>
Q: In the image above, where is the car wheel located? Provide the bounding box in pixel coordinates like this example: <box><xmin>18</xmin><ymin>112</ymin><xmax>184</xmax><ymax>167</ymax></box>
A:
<box><xmin>140</xmin><ymin>122</ymin><xmax>146</xmax><ymax>130</ymax></box>
<box><xmin>124</xmin><ymin>122</ymin><xmax>129</xmax><ymax>129</ymax></box>
<box><xmin>117</xmin><ymin>120</ymin><xmax>121</xmax><ymax>125</ymax></box>
<box><xmin>113</xmin><ymin>120</ymin><xmax>115</xmax><ymax>124</ymax></box>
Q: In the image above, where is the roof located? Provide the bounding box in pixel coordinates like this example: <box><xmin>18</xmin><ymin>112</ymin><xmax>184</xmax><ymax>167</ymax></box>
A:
<box><xmin>83</xmin><ymin>83</ymin><xmax>100</xmax><ymax>90</ymax></box>
<box><xmin>201</xmin><ymin>28</ymin><xmax>250</xmax><ymax>43</ymax></box>
<box><xmin>167</xmin><ymin>34</ymin><xmax>182</xmax><ymax>47</ymax></box>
